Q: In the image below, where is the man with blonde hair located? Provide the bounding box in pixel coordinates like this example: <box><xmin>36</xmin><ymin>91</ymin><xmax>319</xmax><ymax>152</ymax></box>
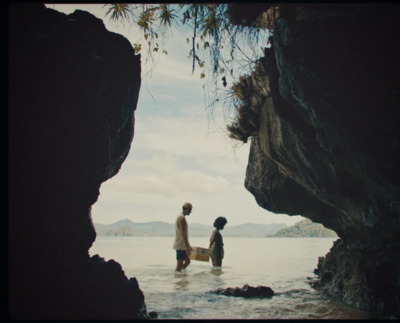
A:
<box><xmin>173</xmin><ymin>202</ymin><xmax>193</xmax><ymax>272</ymax></box>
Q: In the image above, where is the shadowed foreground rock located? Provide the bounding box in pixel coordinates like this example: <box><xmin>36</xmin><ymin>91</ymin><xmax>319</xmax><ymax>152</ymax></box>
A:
<box><xmin>209</xmin><ymin>284</ymin><xmax>274</xmax><ymax>298</ymax></box>
<box><xmin>9</xmin><ymin>4</ymin><xmax>145</xmax><ymax>319</ymax></box>
<box><xmin>229</xmin><ymin>3</ymin><xmax>400</xmax><ymax>319</ymax></box>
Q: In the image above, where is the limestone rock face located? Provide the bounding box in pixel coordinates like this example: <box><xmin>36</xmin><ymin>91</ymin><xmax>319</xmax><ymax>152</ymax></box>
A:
<box><xmin>243</xmin><ymin>4</ymin><xmax>400</xmax><ymax>318</ymax></box>
<box><xmin>9</xmin><ymin>4</ymin><xmax>144</xmax><ymax>319</ymax></box>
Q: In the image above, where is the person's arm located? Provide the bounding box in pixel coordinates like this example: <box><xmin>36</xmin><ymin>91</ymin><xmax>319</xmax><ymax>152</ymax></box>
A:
<box><xmin>178</xmin><ymin>216</ymin><xmax>192</xmax><ymax>255</ymax></box>
<box><xmin>209</xmin><ymin>230</ymin><xmax>216</xmax><ymax>249</ymax></box>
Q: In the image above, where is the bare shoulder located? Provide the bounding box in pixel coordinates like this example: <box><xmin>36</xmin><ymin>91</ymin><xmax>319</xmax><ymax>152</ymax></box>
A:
<box><xmin>210</xmin><ymin>229</ymin><xmax>217</xmax><ymax>239</ymax></box>
<box><xmin>177</xmin><ymin>215</ymin><xmax>187</xmax><ymax>227</ymax></box>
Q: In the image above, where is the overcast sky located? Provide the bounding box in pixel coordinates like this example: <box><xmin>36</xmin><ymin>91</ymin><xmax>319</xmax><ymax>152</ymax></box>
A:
<box><xmin>46</xmin><ymin>4</ymin><xmax>304</xmax><ymax>227</ymax></box>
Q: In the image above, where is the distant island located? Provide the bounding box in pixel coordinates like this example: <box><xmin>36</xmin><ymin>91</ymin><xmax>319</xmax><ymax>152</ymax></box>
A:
<box><xmin>93</xmin><ymin>219</ymin><xmax>287</xmax><ymax>238</ymax></box>
<box><xmin>94</xmin><ymin>218</ymin><xmax>337</xmax><ymax>238</ymax></box>
<box><xmin>267</xmin><ymin>218</ymin><xmax>337</xmax><ymax>237</ymax></box>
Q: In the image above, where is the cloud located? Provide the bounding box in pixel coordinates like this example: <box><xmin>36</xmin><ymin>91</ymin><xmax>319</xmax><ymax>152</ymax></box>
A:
<box><xmin>145</xmin><ymin>56</ymin><xmax>196</xmax><ymax>83</ymax></box>
<box><xmin>133</xmin><ymin>113</ymin><xmax>239</xmax><ymax>155</ymax></box>
<box><xmin>100</xmin><ymin>153</ymin><xmax>230</xmax><ymax>200</ymax></box>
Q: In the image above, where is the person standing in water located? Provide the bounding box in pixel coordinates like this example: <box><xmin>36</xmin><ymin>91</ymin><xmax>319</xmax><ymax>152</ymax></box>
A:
<box><xmin>173</xmin><ymin>202</ymin><xmax>193</xmax><ymax>272</ymax></box>
<box><xmin>209</xmin><ymin>217</ymin><xmax>227</xmax><ymax>267</ymax></box>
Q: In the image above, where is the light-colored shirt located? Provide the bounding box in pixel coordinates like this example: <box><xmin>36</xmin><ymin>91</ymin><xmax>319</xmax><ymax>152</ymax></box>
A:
<box><xmin>173</xmin><ymin>213</ymin><xmax>188</xmax><ymax>250</ymax></box>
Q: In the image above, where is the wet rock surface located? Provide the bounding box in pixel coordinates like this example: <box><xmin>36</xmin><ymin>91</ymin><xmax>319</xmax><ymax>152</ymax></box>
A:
<box><xmin>209</xmin><ymin>284</ymin><xmax>274</xmax><ymax>298</ymax></box>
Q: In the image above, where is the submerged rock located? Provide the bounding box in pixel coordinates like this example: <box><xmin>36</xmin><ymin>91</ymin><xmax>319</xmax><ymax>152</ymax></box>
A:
<box><xmin>209</xmin><ymin>284</ymin><xmax>274</xmax><ymax>298</ymax></box>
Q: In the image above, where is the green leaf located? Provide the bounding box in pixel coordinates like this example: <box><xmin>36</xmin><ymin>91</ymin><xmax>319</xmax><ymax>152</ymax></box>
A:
<box><xmin>133</xmin><ymin>43</ymin><xmax>142</xmax><ymax>53</ymax></box>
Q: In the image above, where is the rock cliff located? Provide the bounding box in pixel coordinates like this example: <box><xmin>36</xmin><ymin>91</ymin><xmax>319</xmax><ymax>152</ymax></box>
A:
<box><xmin>268</xmin><ymin>219</ymin><xmax>337</xmax><ymax>237</ymax></box>
<box><xmin>9</xmin><ymin>4</ymin><xmax>144</xmax><ymax>319</ymax></box>
<box><xmin>234</xmin><ymin>3</ymin><xmax>400</xmax><ymax>318</ymax></box>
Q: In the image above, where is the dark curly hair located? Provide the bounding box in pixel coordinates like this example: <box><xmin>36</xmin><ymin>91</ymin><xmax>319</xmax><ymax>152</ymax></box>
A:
<box><xmin>213</xmin><ymin>217</ymin><xmax>228</xmax><ymax>230</ymax></box>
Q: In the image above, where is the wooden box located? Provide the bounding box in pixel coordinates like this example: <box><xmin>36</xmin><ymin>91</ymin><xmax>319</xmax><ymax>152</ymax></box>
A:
<box><xmin>189</xmin><ymin>246</ymin><xmax>210</xmax><ymax>262</ymax></box>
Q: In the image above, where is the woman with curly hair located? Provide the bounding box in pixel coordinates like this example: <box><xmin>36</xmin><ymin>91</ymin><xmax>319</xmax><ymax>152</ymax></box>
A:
<box><xmin>209</xmin><ymin>217</ymin><xmax>228</xmax><ymax>267</ymax></box>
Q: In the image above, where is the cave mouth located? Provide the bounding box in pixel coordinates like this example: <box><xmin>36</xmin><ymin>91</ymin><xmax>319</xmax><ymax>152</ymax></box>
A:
<box><xmin>11</xmin><ymin>3</ymin><xmax>400</xmax><ymax>320</ymax></box>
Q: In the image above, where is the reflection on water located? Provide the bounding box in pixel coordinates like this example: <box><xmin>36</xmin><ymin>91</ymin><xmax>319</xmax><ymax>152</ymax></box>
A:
<box><xmin>174</xmin><ymin>277</ymin><xmax>190</xmax><ymax>291</ymax></box>
<box><xmin>174</xmin><ymin>267</ymin><xmax>225</xmax><ymax>291</ymax></box>
<box><xmin>210</xmin><ymin>267</ymin><xmax>223</xmax><ymax>276</ymax></box>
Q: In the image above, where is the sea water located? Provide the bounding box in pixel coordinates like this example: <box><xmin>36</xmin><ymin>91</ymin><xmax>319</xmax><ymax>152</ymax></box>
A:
<box><xmin>89</xmin><ymin>236</ymin><xmax>378</xmax><ymax>319</ymax></box>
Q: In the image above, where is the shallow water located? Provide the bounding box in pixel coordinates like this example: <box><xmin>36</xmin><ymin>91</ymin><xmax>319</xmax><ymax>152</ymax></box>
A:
<box><xmin>89</xmin><ymin>236</ymin><xmax>379</xmax><ymax>319</ymax></box>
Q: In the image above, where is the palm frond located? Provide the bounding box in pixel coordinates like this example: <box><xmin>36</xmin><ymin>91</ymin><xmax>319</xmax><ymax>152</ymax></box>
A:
<box><xmin>103</xmin><ymin>4</ymin><xmax>131</xmax><ymax>22</ymax></box>
<box><xmin>158</xmin><ymin>4</ymin><xmax>178</xmax><ymax>27</ymax></box>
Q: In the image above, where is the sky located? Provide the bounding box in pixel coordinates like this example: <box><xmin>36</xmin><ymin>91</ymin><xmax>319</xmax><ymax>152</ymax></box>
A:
<box><xmin>46</xmin><ymin>4</ymin><xmax>304</xmax><ymax>227</ymax></box>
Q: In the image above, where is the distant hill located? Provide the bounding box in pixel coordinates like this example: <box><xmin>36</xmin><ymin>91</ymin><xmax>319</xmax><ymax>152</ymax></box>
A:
<box><xmin>222</xmin><ymin>222</ymin><xmax>286</xmax><ymax>237</ymax></box>
<box><xmin>94</xmin><ymin>220</ymin><xmax>175</xmax><ymax>237</ymax></box>
<box><xmin>94</xmin><ymin>219</ymin><xmax>287</xmax><ymax>237</ymax></box>
<box><xmin>267</xmin><ymin>218</ymin><xmax>337</xmax><ymax>237</ymax></box>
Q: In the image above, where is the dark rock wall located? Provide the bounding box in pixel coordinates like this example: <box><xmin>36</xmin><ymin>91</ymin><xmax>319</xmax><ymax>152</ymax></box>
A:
<box><xmin>9</xmin><ymin>4</ymin><xmax>144</xmax><ymax>319</ymax></box>
<box><xmin>242</xmin><ymin>4</ymin><xmax>400</xmax><ymax>318</ymax></box>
